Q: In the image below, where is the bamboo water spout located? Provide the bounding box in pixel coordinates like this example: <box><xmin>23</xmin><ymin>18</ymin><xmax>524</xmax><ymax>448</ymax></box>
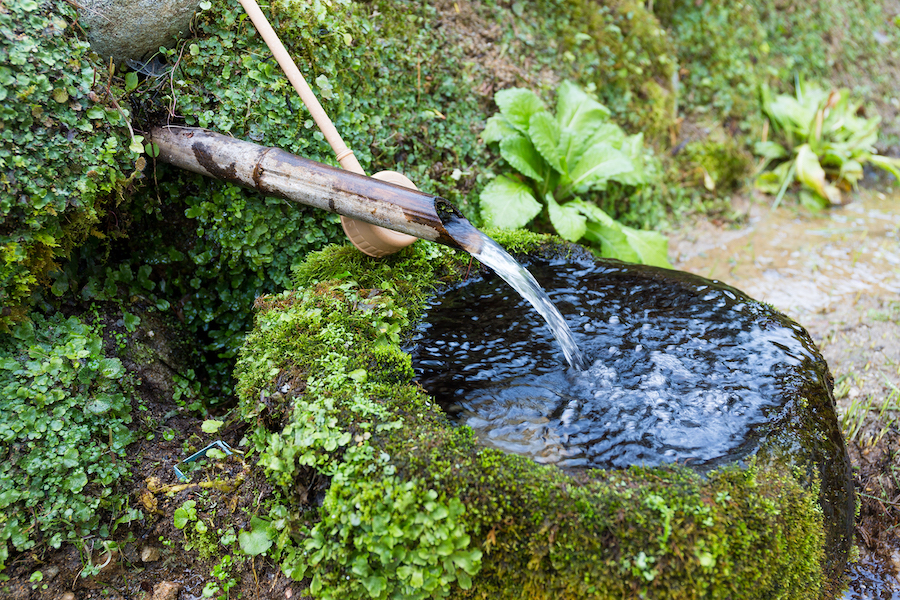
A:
<box><xmin>151</xmin><ymin>125</ymin><xmax>586</xmax><ymax>368</ymax></box>
<box><xmin>236</xmin><ymin>0</ymin><xmax>418</xmax><ymax>256</ymax></box>
<box><xmin>150</xmin><ymin>126</ymin><xmax>469</xmax><ymax>250</ymax></box>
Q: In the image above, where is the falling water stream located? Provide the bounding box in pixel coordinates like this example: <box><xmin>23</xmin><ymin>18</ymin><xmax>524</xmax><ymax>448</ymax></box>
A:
<box><xmin>443</xmin><ymin>215</ymin><xmax>587</xmax><ymax>370</ymax></box>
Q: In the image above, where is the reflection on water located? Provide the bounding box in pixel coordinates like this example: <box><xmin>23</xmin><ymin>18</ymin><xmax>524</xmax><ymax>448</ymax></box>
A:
<box><xmin>841</xmin><ymin>557</ymin><xmax>900</xmax><ymax>600</ymax></box>
<box><xmin>409</xmin><ymin>259</ymin><xmax>825</xmax><ymax>470</ymax></box>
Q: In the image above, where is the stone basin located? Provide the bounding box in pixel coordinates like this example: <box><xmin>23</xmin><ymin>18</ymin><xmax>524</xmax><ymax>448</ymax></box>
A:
<box><xmin>235</xmin><ymin>233</ymin><xmax>854</xmax><ymax>599</ymax></box>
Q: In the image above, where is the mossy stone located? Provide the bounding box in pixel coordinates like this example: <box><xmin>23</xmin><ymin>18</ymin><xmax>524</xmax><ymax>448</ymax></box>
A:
<box><xmin>235</xmin><ymin>234</ymin><xmax>852</xmax><ymax>599</ymax></box>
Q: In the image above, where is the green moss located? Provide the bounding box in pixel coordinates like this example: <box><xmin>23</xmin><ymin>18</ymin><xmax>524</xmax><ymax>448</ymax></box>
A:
<box><xmin>292</xmin><ymin>242</ymin><xmax>462</xmax><ymax>293</ymax></box>
<box><xmin>235</xmin><ymin>239</ymin><xmax>833</xmax><ymax>599</ymax></box>
<box><xmin>675</xmin><ymin>134</ymin><xmax>754</xmax><ymax>199</ymax></box>
<box><xmin>525</xmin><ymin>0</ymin><xmax>677</xmax><ymax>140</ymax></box>
<box><xmin>480</xmin><ymin>229</ymin><xmax>567</xmax><ymax>258</ymax></box>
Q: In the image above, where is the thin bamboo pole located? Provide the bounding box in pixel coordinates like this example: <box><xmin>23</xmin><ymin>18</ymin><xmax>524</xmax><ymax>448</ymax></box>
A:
<box><xmin>236</xmin><ymin>0</ymin><xmax>363</xmax><ymax>174</ymax></box>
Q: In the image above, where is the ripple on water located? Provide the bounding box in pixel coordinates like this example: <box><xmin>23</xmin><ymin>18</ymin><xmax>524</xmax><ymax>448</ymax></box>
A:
<box><xmin>408</xmin><ymin>259</ymin><xmax>827</xmax><ymax>470</ymax></box>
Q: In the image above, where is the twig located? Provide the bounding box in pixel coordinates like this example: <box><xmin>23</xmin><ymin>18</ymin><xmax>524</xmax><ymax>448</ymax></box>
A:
<box><xmin>167</xmin><ymin>42</ymin><xmax>189</xmax><ymax>121</ymax></box>
<box><xmin>859</xmin><ymin>492</ymin><xmax>900</xmax><ymax>508</ymax></box>
<box><xmin>252</xmin><ymin>556</ymin><xmax>260</xmax><ymax>599</ymax></box>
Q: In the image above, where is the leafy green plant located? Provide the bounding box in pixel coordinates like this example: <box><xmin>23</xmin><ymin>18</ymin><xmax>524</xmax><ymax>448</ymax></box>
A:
<box><xmin>0</xmin><ymin>314</ymin><xmax>135</xmax><ymax>570</ymax></box>
<box><xmin>173</xmin><ymin>499</ymin><xmax>218</xmax><ymax>557</ymax></box>
<box><xmin>0</xmin><ymin>0</ymin><xmax>141</xmax><ymax>330</ymax></box>
<box><xmin>479</xmin><ymin>82</ymin><xmax>670</xmax><ymax>267</ymax></box>
<box><xmin>173</xmin><ymin>500</ymin><xmax>199</xmax><ymax>529</ymax></box>
<box><xmin>755</xmin><ymin>81</ymin><xmax>900</xmax><ymax>207</ymax></box>
<box><xmin>233</xmin><ymin>245</ymin><xmax>486</xmax><ymax>599</ymax></box>
<box><xmin>203</xmin><ymin>554</ymin><xmax>238</xmax><ymax>599</ymax></box>
<box><xmin>56</xmin><ymin>0</ymin><xmax>499</xmax><ymax>398</ymax></box>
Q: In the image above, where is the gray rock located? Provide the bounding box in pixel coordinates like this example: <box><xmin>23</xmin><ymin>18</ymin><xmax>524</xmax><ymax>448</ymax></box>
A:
<box><xmin>141</xmin><ymin>545</ymin><xmax>162</xmax><ymax>563</ymax></box>
<box><xmin>78</xmin><ymin>0</ymin><xmax>199</xmax><ymax>63</ymax></box>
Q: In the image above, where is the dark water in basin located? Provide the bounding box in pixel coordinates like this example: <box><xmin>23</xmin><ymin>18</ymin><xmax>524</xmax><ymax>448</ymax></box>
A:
<box><xmin>409</xmin><ymin>258</ymin><xmax>824</xmax><ymax>470</ymax></box>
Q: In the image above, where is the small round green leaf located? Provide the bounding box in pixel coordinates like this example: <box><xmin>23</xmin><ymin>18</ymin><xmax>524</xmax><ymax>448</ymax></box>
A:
<box><xmin>99</xmin><ymin>358</ymin><xmax>124</xmax><ymax>379</ymax></box>
<box><xmin>239</xmin><ymin>517</ymin><xmax>273</xmax><ymax>556</ymax></box>
<box><xmin>124</xmin><ymin>71</ymin><xmax>139</xmax><ymax>92</ymax></box>
<box><xmin>201</xmin><ymin>419</ymin><xmax>224</xmax><ymax>434</ymax></box>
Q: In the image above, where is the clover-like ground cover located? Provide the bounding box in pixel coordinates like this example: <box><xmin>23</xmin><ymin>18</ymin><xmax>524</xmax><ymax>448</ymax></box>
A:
<box><xmin>234</xmin><ymin>232</ymin><xmax>851</xmax><ymax>599</ymax></box>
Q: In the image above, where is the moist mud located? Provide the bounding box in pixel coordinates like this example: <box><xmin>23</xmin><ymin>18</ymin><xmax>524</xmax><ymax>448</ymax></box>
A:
<box><xmin>409</xmin><ymin>258</ymin><xmax>829</xmax><ymax>471</ymax></box>
<box><xmin>670</xmin><ymin>191</ymin><xmax>900</xmax><ymax>319</ymax></box>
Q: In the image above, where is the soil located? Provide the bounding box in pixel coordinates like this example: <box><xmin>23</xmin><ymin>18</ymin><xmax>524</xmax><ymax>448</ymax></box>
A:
<box><xmin>428</xmin><ymin>0</ymin><xmax>563</xmax><ymax>101</ymax></box>
<box><xmin>0</xmin><ymin>397</ymin><xmax>301</xmax><ymax>600</ymax></box>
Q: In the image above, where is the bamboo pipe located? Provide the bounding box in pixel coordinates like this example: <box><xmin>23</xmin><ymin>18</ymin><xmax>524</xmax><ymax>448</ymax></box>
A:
<box><xmin>151</xmin><ymin>126</ymin><xmax>465</xmax><ymax>249</ymax></box>
<box><xmin>236</xmin><ymin>0</ymin><xmax>417</xmax><ymax>256</ymax></box>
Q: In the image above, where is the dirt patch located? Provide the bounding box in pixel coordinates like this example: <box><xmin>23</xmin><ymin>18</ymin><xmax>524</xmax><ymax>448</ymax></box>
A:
<box><xmin>0</xmin><ymin>407</ymin><xmax>303</xmax><ymax>600</ymax></box>
<box><xmin>430</xmin><ymin>0</ymin><xmax>561</xmax><ymax>101</ymax></box>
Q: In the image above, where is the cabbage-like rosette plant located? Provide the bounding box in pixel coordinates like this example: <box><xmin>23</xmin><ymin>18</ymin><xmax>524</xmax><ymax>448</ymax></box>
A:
<box><xmin>479</xmin><ymin>82</ymin><xmax>669</xmax><ymax>268</ymax></box>
<box><xmin>755</xmin><ymin>81</ymin><xmax>900</xmax><ymax>208</ymax></box>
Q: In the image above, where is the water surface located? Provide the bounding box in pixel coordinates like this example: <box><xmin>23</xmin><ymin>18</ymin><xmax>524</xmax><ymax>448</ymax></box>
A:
<box><xmin>409</xmin><ymin>259</ymin><xmax>824</xmax><ymax>470</ymax></box>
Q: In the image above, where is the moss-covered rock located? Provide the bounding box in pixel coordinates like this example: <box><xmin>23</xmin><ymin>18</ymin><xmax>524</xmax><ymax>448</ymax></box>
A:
<box><xmin>235</xmin><ymin>233</ymin><xmax>852</xmax><ymax>599</ymax></box>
